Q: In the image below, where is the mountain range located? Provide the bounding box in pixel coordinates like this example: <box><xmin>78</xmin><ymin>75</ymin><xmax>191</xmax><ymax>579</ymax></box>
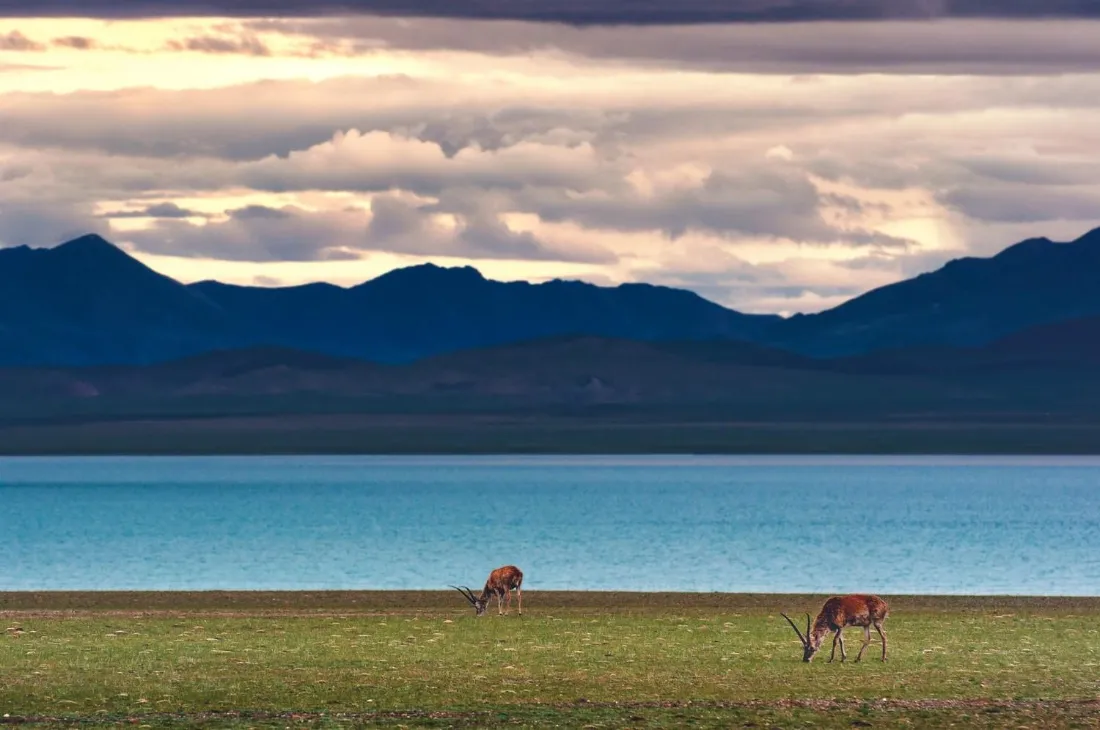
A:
<box><xmin>2</xmin><ymin>226</ymin><xmax>1100</xmax><ymax>370</ymax></box>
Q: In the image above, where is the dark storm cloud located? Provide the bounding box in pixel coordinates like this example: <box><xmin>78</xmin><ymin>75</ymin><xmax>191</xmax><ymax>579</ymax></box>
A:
<box><xmin>244</xmin><ymin>16</ymin><xmax>1100</xmax><ymax>76</ymax></box>
<box><xmin>1</xmin><ymin>0</ymin><xmax>1099</xmax><ymax>22</ymax></box>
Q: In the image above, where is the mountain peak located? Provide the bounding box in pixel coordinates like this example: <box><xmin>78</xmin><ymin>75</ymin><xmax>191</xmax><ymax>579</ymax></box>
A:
<box><xmin>358</xmin><ymin>262</ymin><xmax>487</xmax><ymax>289</ymax></box>
<box><xmin>54</xmin><ymin>233</ymin><xmax>119</xmax><ymax>253</ymax></box>
<box><xmin>398</xmin><ymin>262</ymin><xmax>485</xmax><ymax>279</ymax></box>
<box><xmin>45</xmin><ymin>234</ymin><xmax>165</xmax><ymax>281</ymax></box>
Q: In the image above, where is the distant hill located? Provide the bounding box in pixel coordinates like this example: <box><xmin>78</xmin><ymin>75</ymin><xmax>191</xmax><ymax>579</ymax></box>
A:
<box><xmin>4</xmin><ymin>226</ymin><xmax>1100</xmax><ymax>366</ymax></box>
<box><xmin>5</xmin><ymin>333</ymin><xmax>1100</xmax><ymax>426</ymax></box>
<box><xmin>0</xmin><ymin>337</ymin><xmax>823</xmax><ymax>405</ymax></box>
<box><xmin>0</xmin><ymin>235</ymin><xmax>778</xmax><ymax>366</ymax></box>
<box><xmin>772</xmin><ymin>226</ymin><xmax>1100</xmax><ymax>355</ymax></box>
<box><xmin>829</xmin><ymin>316</ymin><xmax>1100</xmax><ymax>376</ymax></box>
<box><xmin>984</xmin><ymin>315</ymin><xmax>1100</xmax><ymax>364</ymax></box>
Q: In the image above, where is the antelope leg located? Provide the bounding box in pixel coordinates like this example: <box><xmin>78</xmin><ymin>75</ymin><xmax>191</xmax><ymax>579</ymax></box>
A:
<box><xmin>856</xmin><ymin>626</ymin><xmax>872</xmax><ymax>662</ymax></box>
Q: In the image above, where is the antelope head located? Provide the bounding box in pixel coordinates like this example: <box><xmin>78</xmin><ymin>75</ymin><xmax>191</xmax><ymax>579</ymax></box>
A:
<box><xmin>450</xmin><ymin>585</ymin><xmax>487</xmax><ymax>616</ymax></box>
<box><xmin>781</xmin><ymin>612</ymin><xmax>819</xmax><ymax>662</ymax></box>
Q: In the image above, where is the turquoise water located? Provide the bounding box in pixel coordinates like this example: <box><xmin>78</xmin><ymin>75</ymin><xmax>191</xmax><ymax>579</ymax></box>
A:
<box><xmin>1</xmin><ymin>455</ymin><xmax>1098</xmax><ymax>595</ymax></box>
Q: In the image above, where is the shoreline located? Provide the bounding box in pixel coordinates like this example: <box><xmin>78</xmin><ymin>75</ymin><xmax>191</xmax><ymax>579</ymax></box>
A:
<box><xmin>5</xmin><ymin>418</ymin><xmax>1100</xmax><ymax>456</ymax></box>
<box><xmin>3</xmin><ymin>591</ymin><xmax>1100</xmax><ymax>614</ymax></box>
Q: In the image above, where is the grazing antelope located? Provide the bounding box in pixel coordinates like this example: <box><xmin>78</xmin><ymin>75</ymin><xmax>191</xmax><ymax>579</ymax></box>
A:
<box><xmin>451</xmin><ymin>565</ymin><xmax>524</xmax><ymax>617</ymax></box>
<box><xmin>781</xmin><ymin>594</ymin><xmax>888</xmax><ymax>663</ymax></box>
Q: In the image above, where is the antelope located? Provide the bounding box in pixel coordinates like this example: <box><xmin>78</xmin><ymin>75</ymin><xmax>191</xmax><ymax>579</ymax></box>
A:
<box><xmin>781</xmin><ymin>594</ymin><xmax>888</xmax><ymax>663</ymax></box>
<box><xmin>451</xmin><ymin>565</ymin><xmax>524</xmax><ymax>616</ymax></box>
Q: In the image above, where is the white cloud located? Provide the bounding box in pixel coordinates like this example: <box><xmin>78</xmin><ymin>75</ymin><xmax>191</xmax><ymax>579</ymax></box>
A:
<box><xmin>2</xmin><ymin>16</ymin><xmax>1100</xmax><ymax>313</ymax></box>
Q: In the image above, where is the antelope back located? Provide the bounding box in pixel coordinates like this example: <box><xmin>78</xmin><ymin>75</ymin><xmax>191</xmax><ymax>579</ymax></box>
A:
<box><xmin>487</xmin><ymin>565</ymin><xmax>523</xmax><ymax>592</ymax></box>
<box><xmin>826</xmin><ymin>594</ymin><xmax>888</xmax><ymax>628</ymax></box>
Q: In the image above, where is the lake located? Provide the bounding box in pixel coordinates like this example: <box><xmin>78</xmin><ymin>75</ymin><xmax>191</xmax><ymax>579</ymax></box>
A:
<box><xmin>1</xmin><ymin>455</ymin><xmax>1099</xmax><ymax>595</ymax></box>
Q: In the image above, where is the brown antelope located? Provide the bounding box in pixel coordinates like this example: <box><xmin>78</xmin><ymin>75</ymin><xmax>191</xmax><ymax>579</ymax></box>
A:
<box><xmin>451</xmin><ymin>565</ymin><xmax>524</xmax><ymax>617</ymax></box>
<box><xmin>781</xmin><ymin>594</ymin><xmax>888</xmax><ymax>663</ymax></box>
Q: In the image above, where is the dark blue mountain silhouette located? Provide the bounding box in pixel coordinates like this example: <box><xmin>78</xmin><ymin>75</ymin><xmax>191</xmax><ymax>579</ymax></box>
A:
<box><xmin>0</xmin><ymin>235</ymin><xmax>778</xmax><ymax>365</ymax></box>
<box><xmin>3</xmin><ymin>226</ymin><xmax>1100</xmax><ymax>366</ymax></box>
<box><xmin>0</xmin><ymin>234</ymin><xmax>235</xmax><ymax>365</ymax></box>
<box><xmin>772</xmin><ymin>226</ymin><xmax>1100</xmax><ymax>356</ymax></box>
<box><xmin>190</xmin><ymin>263</ymin><xmax>781</xmax><ymax>363</ymax></box>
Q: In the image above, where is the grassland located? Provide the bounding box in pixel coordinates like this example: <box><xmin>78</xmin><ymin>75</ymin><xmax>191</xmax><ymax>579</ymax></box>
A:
<box><xmin>2</xmin><ymin>592</ymin><xmax>1099</xmax><ymax>728</ymax></box>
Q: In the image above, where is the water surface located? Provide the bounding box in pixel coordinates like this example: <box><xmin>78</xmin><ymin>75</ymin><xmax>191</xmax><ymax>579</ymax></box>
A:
<box><xmin>2</xmin><ymin>455</ymin><xmax>1098</xmax><ymax>594</ymax></box>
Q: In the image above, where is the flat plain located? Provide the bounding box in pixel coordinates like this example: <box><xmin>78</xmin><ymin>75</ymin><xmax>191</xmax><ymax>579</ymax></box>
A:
<box><xmin>6</xmin><ymin>414</ymin><xmax>1100</xmax><ymax>455</ymax></box>
<box><xmin>2</xmin><ymin>592</ymin><xmax>1099</xmax><ymax>728</ymax></box>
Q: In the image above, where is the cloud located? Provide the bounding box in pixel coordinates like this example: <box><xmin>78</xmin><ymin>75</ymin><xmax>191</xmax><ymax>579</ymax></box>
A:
<box><xmin>54</xmin><ymin>127</ymin><xmax>900</xmax><ymax>251</ymax></box>
<box><xmin>5</xmin><ymin>68</ymin><xmax>1100</xmax><ymax>170</ymax></box>
<box><xmin>248</xmin><ymin>17</ymin><xmax>1100</xmax><ymax>75</ymax></box>
<box><xmin>363</xmin><ymin>194</ymin><xmax>615</xmax><ymax>263</ymax></box>
<box><xmin>939</xmin><ymin>184</ymin><xmax>1100</xmax><ymax>223</ymax></box>
<box><xmin>0</xmin><ymin>129</ymin><xmax>759</xmax><ymax>252</ymax></box>
<box><xmin>0</xmin><ymin>77</ymin><xmax>507</xmax><ymax>160</ymax></box>
<box><xmin>839</xmin><ymin>249</ymin><xmax>963</xmax><ymax>280</ymax></box>
<box><xmin>101</xmin><ymin>201</ymin><xmax>206</xmax><ymax>218</ymax></box>
<box><xmin>507</xmin><ymin>167</ymin><xmax>912</xmax><ymax>248</ymax></box>
<box><xmin>5</xmin><ymin>13</ymin><xmax>1100</xmax><ymax>314</ymax></box>
<box><xmin>0</xmin><ymin>198</ymin><xmax>107</xmax><ymax>248</ymax></box>
<box><xmin>122</xmin><ymin>204</ymin><xmax>363</xmax><ymax>261</ymax></box>
<box><xmin>117</xmin><ymin>197</ymin><xmax>617</xmax><ymax>263</ymax></box>
<box><xmin>2</xmin><ymin>0</ymin><xmax>1100</xmax><ymax>22</ymax></box>
<box><xmin>235</xmin><ymin>129</ymin><xmax>617</xmax><ymax>196</ymax></box>
<box><xmin>0</xmin><ymin>62</ymin><xmax>59</xmax><ymax>72</ymax></box>
<box><xmin>954</xmin><ymin>154</ymin><xmax>1100</xmax><ymax>186</ymax></box>
<box><xmin>51</xmin><ymin>35</ymin><xmax>97</xmax><ymax>49</ymax></box>
<box><xmin>623</xmin><ymin>245</ymin><xmax>885</xmax><ymax>314</ymax></box>
<box><xmin>0</xmin><ymin>29</ymin><xmax>43</xmax><ymax>50</ymax></box>
<box><xmin>6</xmin><ymin>68</ymin><xmax>1100</xmax><ymax>176</ymax></box>
<box><xmin>14</xmin><ymin>15</ymin><xmax>1096</xmax><ymax>76</ymax></box>
<box><xmin>17</xmin><ymin>15</ymin><xmax>1100</xmax><ymax>75</ymax></box>
<box><xmin>165</xmin><ymin>33</ymin><xmax>271</xmax><ymax>56</ymax></box>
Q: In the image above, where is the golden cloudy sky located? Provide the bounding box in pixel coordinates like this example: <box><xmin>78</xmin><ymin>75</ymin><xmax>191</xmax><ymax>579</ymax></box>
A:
<box><xmin>2</xmin><ymin>1</ymin><xmax>1100</xmax><ymax>314</ymax></box>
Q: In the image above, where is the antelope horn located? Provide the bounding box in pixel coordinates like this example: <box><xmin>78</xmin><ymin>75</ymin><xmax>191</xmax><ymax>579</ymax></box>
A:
<box><xmin>450</xmin><ymin>585</ymin><xmax>476</xmax><ymax>605</ymax></box>
<box><xmin>780</xmin><ymin>612</ymin><xmax>808</xmax><ymax>646</ymax></box>
<box><xmin>806</xmin><ymin>613</ymin><xmax>811</xmax><ymax>639</ymax></box>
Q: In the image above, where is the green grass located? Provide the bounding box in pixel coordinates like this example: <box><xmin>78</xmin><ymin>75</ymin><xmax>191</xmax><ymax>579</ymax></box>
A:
<box><xmin>2</xmin><ymin>592</ymin><xmax>1100</xmax><ymax>728</ymax></box>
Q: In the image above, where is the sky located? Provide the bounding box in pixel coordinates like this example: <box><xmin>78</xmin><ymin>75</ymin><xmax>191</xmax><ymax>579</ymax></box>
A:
<box><xmin>2</xmin><ymin>1</ymin><xmax>1100</xmax><ymax>314</ymax></box>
